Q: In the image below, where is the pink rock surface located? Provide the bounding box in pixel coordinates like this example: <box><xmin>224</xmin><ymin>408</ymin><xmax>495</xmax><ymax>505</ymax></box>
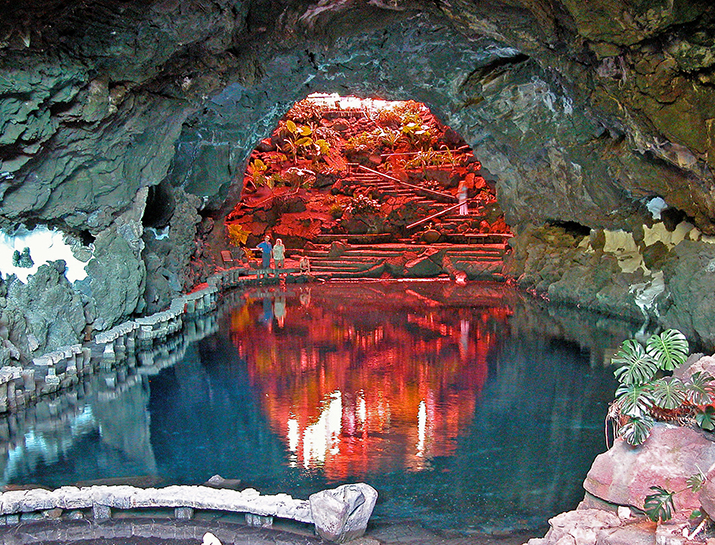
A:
<box><xmin>584</xmin><ymin>424</ymin><xmax>715</xmax><ymax>513</ymax></box>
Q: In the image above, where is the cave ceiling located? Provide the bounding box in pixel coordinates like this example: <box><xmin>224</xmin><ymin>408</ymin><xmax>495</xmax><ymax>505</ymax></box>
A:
<box><xmin>1</xmin><ymin>0</ymin><xmax>714</xmax><ymax>235</ymax></box>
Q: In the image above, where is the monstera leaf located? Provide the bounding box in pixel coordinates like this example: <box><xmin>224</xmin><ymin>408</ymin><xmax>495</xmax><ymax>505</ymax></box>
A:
<box><xmin>646</xmin><ymin>329</ymin><xmax>689</xmax><ymax>371</ymax></box>
<box><xmin>618</xmin><ymin>414</ymin><xmax>655</xmax><ymax>446</ymax></box>
<box><xmin>615</xmin><ymin>383</ymin><xmax>654</xmax><ymax>417</ymax></box>
<box><xmin>651</xmin><ymin>377</ymin><xmax>687</xmax><ymax>410</ymax></box>
<box><xmin>686</xmin><ymin>372</ymin><xmax>715</xmax><ymax>406</ymax></box>
<box><xmin>643</xmin><ymin>485</ymin><xmax>675</xmax><ymax>522</ymax></box>
<box><xmin>696</xmin><ymin>406</ymin><xmax>715</xmax><ymax>431</ymax></box>
<box><xmin>686</xmin><ymin>470</ymin><xmax>707</xmax><ymax>493</ymax></box>
<box><xmin>613</xmin><ymin>339</ymin><xmax>658</xmax><ymax>386</ymax></box>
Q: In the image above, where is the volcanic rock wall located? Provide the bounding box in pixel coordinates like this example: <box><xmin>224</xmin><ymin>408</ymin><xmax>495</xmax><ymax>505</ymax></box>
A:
<box><xmin>1</xmin><ymin>0</ymin><xmax>714</xmax><ymax>363</ymax></box>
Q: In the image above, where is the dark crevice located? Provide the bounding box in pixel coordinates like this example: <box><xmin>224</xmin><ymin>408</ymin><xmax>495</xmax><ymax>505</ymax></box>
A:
<box><xmin>142</xmin><ymin>182</ymin><xmax>176</xmax><ymax>229</ymax></box>
<box><xmin>547</xmin><ymin>220</ymin><xmax>591</xmax><ymax>237</ymax></box>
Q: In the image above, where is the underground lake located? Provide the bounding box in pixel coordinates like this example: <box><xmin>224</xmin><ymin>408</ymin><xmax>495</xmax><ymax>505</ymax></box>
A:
<box><xmin>0</xmin><ymin>280</ymin><xmax>642</xmax><ymax>537</ymax></box>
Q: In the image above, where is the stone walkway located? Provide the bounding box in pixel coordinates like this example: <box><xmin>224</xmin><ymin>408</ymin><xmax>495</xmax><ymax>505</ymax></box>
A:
<box><xmin>0</xmin><ymin>519</ymin><xmax>543</xmax><ymax>545</ymax></box>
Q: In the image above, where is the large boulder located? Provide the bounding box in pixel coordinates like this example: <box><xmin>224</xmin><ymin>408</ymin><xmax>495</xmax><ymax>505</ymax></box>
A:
<box><xmin>309</xmin><ymin>483</ymin><xmax>378</xmax><ymax>543</ymax></box>
<box><xmin>584</xmin><ymin>424</ymin><xmax>715</xmax><ymax>514</ymax></box>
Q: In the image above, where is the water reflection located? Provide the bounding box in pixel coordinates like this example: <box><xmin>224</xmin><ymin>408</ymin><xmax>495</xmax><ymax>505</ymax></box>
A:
<box><xmin>232</xmin><ymin>283</ymin><xmax>507</xmax><ymax>480</ymax></box>
<box><xmin>0</xmin><ymin>280</ymin><xmax>642</xmax><ymax>534</ymax></box>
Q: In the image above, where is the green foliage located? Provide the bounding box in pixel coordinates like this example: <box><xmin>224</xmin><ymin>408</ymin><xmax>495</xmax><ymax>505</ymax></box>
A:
<box><xmin>345</xmin><ymin>130</ymin><xmax>383</xmax><ymax>154</ymax></box>
<box><xmin>696</xmin><ymin>405</ymin><xmax>715</xmax><ymax>431</ymax></box>
<box><xmin>282</xmin><ymin>120</ymin><xmax>331</xmax><ymax>164</ymax></box>
<box><xmin>610</xmin><ymin>328</ymin><xmax>714</xmax><ymax>446</ymax></box>
<box><xmin>643</xmin><ymin>485</ymin><xmax>675</xmax><ymax>522</ymax></box>
<box><xmin>686</xmin><ymin>372</ymin><xmax>715</xmax><ymax>405</ymax></box>
<box><xmin>227</xmin><ymin>224</ymin><xmax>250</xmax><ymax>247</ymax></box>
<box><xmin>686</xmin><ymin>469</ymin><xmax>707</xmax><ymax>493</ymax></box>
<box><xmin>651</xmin><ymin>377</ymin><xmax>687</xmax><ymax>410</ymax></box>
<box><xmin>615</xmin><ymin>383</ymin><xmax>653</xmax><ymax>417</ymax></box>
<box><xmin>646</xmin><ymin>329</ymin><xmax>689</xmax><ymax>371</ymax></box>
<box><xmin>641</xmin><ymin>470</ymin><xmax>709</xmax><ymax>523</ymax></box>
<box><xmin>618</xmin><ymin>415</ymin><xmax>654</xmax><ymax>446</ymax></box>
<box><xmin>287</xmin><ymin>98</ymin><xmax>322</xmax><ymax>124</ymax></box>
<box><xmin>345</xmin><ymin>194</ymin><xmax>382</xmax><ymax>216</ymax></box>
<box><xmin>379</xmin><ymin>128</ymin><xmax>402</xmax><ymax>149</ymax></box>
<box><xmin>401</xmin><ymin>121</ymin><xmax>434</xmax><ymax>150</ymax></box>
<box><xmin>247</xmin><ymin>158</ymin><xmax>269</xmax><ymax>186</ymax></box>
<box><xmin>613</xmin><ymin>339</ymin><xmax>657</xmax><ymax>385</ymax></box>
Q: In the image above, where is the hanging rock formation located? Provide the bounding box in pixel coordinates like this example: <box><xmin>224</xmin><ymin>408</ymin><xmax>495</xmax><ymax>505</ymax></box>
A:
<box><xmin>1</xmin><ymin>0</ymin><xmax>715</xmax><ymax>363</ymax></box>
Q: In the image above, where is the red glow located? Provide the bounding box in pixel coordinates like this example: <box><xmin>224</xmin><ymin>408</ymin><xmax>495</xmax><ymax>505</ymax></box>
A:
<box><xmin>229</xmin><ymin>284</ymin><xmax>511</xmax><ymax>480</ymax></box>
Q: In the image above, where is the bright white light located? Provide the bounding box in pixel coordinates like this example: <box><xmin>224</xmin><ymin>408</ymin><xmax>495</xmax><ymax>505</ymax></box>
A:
<box><xmin>287</xmin><ymin>417</ymin><xmax>299</xmax><ymax>453</ymax></box>
<box><xmin>0</xmin><ymin>226</ymin><xmax>90</xmax><ymax>283</ymax></box>
<box><xmin>302</xmin><ymin>390</ymin><xmax>343</xmax><ymax>468</ymax></box>
<box><xmin>646</xmin><ymin>197</ymin><xmax>668</xmax><ymax>220</ymax></box>
<box><xmin>416</xmin><ymin>400</ymin><xmax>427</xmax><ymax>457</ymax></box>
<box><xmin>357</xmin><ymin>391</ymin><xmax>366</xmax><ymax>424</ymax></box>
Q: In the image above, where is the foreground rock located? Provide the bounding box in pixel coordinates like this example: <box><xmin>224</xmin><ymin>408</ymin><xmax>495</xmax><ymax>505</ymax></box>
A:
<box><xmin>584</xmin><ymin>424</ymin><xmax>715</xmax><ymax>514</ymax></box>
<box><xmin>527</xmin><ymin>410</ymin><xmax>715</xmax><ymax>544</ymax></box>
<box><xmin>309</xmin><ymin>483</ymin><xmax>378</xmax><ymax>543</ymax></box>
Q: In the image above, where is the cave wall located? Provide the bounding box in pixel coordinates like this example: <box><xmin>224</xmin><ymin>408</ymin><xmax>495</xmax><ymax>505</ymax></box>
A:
<box><xmin>1</xmin><ymin>0</ymin><xmax>715</xmax><ymax>364</ymax></box>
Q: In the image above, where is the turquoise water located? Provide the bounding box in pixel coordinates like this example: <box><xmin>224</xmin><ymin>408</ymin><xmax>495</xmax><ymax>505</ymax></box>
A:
<box><xmin>0</xmin><ymin>281</ymin><xmax>637</xmax><ymax>536</ymax></box>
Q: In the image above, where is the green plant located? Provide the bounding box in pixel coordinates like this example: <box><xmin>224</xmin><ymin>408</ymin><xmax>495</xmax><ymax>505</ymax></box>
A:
<box><xmin>379</xmin><ymin>128</ymin><xmax>402</xmax><ymax>150</ymax></box>
<box><xmin>247</xmin><ymin>158</ymin><xmax>269</xmax><ymax>187</ymax></box>
<box><xmin>345</xmin><ymin>130</ymin><xmax>383</xmax><ymax>154</ymax></box>
<box><xmin>608</xmin><ymin>329</ymin><xmax>715</xmax><ymax>446</ymax></box>
<box><xmin>282</xmin><ymin>119</ymin><xmax>330</xmax><ymax>164</ymax></box>
<box><xmin>345</xmin><ymin>194</ymin><xmax>382</xmax><ymax>216</ymax></box>
<box><xmin>642</xmin><ymin>469</ymin><xmax>708</xmax><ymax>525</ymax></box>
<box><xmin>400</xmin><ymin>121</ymin><xmax>434</xmax><ymax>151</ymax></box>
<box><xmin>288</xmin><ymin>98</ymin><xmax>323</xmax><ymax>124</ymax></box>
<box><xmin>227</xmin><ymin>224</ymin><xmax>250</xmax><ymax>247</ymax></box>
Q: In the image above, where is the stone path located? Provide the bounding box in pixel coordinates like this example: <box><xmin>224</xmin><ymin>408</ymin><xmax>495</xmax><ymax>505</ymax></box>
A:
<box><xmin>0</xmin><ymin>519</ymin><xmax>543</xmax><ymax>545</ymax></box>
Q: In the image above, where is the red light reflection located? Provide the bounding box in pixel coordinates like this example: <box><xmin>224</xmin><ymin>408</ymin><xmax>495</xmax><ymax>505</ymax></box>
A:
<box><xmin>230</xmin><ymin>284</ymin><xmax>511</xmax><ymax>480</ymax></box>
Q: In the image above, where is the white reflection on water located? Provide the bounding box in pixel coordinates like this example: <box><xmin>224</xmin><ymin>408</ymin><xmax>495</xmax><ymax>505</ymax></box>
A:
<box><xmin>302</xmin><ymin>391</ymin><xmax>342</xmax><ymax>469</ymax></box>
<box><xmin>416</xmin><ymin>400</ymin><xmax>427</xmax><ymax>458</ymax></box>
<box><xmin>2</xmin><ymin>406</ymin><xmax>97</xmax><ymax>484</ymax></box>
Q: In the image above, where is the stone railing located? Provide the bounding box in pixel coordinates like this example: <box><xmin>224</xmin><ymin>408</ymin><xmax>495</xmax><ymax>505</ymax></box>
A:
<box><xmin>0</xmin><ymin>482</ymin><xmax>378</xmax><ymax>543</ymax></box>
<box><xmin>0</xmin><ymin>267</ymin><xmax>263</xmax><ymax>415</ymax></box>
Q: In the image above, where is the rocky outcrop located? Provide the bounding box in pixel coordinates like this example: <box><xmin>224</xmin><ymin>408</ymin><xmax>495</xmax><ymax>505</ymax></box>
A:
<box><xmin>584</xmin><ymin>424</ymin><xmax>715</xmax><ymax>514</ymax></box>
<box><xmin>528</xmin><ymin>421</ymin><xmax>715</xmax><ymax>545</ymax></box>
<box><xmin>505</xmin><ymin>223</ymin><xmax>715</xmax><ymax>347</ymax></box>
<box><xmin>309</xmin><ymin>483</ymin><xmax>378</xmax><ymax>543</ymax></box>
<box><xmin>142</xmin><ymin>187</ymin><xmax>203</xmax><ymax>313</ymax></box>
<box><xmin>3</xmin><ymin>261</ymin><xmax>88</xmax><ymax>362</ymax></box>
<box><xmin>658</xmin><ymin>241</ymin><xmax>715</xmax><ymax>347</ymax></box>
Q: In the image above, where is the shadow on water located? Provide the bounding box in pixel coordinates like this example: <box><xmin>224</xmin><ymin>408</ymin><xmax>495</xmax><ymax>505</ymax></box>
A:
<box><xmin>0</xmin><ymin>280</ymin><xmax>645</xmax><ymax>538</ymax></box>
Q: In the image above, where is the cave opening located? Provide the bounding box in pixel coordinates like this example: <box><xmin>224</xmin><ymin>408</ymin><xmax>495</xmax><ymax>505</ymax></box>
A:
<box><xmin>222</xmin><ymin>93</ymin><xmax>512</xmax><ymax>276</ymax></box>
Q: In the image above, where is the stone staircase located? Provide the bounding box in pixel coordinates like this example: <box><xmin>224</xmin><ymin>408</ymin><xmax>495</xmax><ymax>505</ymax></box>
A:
<box><xmin>340</xmin><ymin>165</ymin><xmax>503</xmax><ymax>243</ymax></box>
<box><xmin>290</xmin><ymin>242</ymin><xmax>510</xmax><ymax>281</ymax></box>
<box><xmin>286</xmin><ymin>165</ymin><xmax>513</xmax><ymax>282</ymax></box>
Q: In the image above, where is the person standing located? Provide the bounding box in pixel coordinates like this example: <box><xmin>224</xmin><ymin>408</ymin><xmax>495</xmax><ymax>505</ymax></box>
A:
<box><xmin>257</xmin><ymin>234</ymin><xmax>273</xmax><ymax>270</ymax></box>
<box><xmin>272</xmin><ymin>238</ymin><xmax>285</xmax><ymax>270</ymax></box>
<box><xmin>457</xmin><ymin>178</ymin><xmax>469</xmax><ymax>215</ymax></box>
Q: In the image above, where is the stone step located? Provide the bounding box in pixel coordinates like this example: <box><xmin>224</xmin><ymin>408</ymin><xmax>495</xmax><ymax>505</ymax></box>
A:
<box><xmin>296</xmin><ymin>242</ymin><xmax>509</xmax><ymax>251</ymax></box>
<box><xmin>300</xmin><ymin>248</ymin><xmax>507</xmax><ymax>260</ymax></box>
